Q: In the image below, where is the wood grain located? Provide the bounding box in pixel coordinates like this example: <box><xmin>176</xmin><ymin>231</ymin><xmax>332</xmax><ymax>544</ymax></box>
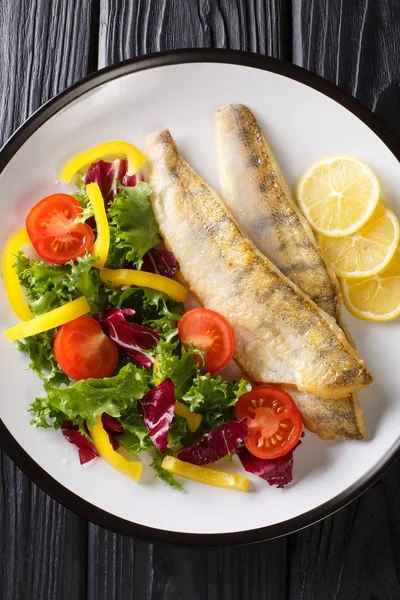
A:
<box><xmin>0</xmin><ymin>1</ymin><xmax>93</xmax><ymax>599</ymax></box>
<box><xmin>292</xmin><ymin>0</ymin><xmax>400</xmax><ymax>138</ymax></box>
<box><xmin>98</xmin><ymin>0</ymin><xmax>291</xmax><ymax>67</ymax></box>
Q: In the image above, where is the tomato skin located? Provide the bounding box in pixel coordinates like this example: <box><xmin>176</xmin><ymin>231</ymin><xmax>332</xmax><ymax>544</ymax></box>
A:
<box><xmin>26</xmin><ymin>194</ymin><xmax>94</xmax><ymax>264</ymax></box>
<box><xmin>235</xmin><ymin>386</ymin><xmax>302</xmax><ymax>459</ymax></box>
<box><xmin>54</xmin><ymin>316</ymin><xmax>119</xmax><ymax>380</ymax></box>
<box><xmin>178</xmin><ymin>308</ymin><xmax>235</xmax><ymax>374</ymax></box>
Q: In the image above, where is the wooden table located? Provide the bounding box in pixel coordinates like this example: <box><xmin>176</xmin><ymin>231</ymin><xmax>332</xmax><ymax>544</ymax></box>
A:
<box><xmin>1</xmin><ymin>1</ymin><xmax>400</xmax><ymax>598</ymax></box>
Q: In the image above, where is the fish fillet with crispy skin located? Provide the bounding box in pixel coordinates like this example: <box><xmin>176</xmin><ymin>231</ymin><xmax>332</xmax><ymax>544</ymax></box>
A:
<box><xmin>146</xmin><ymin>129</ymin><xmax>372</xmax><ymax>400</ymax></box>
<box><xmin>214</xmin><ymin>103</ymin><xmax>365</xmax><ymax>439</ymax></box>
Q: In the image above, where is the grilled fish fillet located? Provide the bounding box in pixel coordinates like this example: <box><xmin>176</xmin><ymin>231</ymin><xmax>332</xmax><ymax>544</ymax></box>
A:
<box><xmin>215</xmin><ymin>103</ymin><xmax>365</xmax><ymax>439</ymax></box>
<box><xmin>289</xmin><ymin>389</ymin><xmax>365</xmax><ymax>440</ymax></box>
<box><xmin>146</xmin><ymin>129</ymin><xmax>372</xmax><ymax>400</ymax></box>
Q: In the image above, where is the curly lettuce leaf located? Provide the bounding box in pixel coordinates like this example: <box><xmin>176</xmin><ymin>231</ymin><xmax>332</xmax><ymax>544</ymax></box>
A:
<box><xmin>105</xmin><ymin>285</ymin><xmax>183</xmax><ymax>339</ymax></box>
<box><xmin>149</xmin><ymin>449</ymin><xmax>183</xmax><ymax>491</ymax></box>
<box><xmin>117</xmin><ymin>413</ymin><xmax>152</xmax><ymax>454</ymax></box>
<box><xmin>117</xmin><ymin>417</ymin><xmax>184</xmax><ymax>490</ymax></box>
<box><xmin>14</xmin><ymin>253</ymin><xmax>70</xmax><ymax>315</ymax></box>
<box><xmin>106</xmin><ymin>182</ymin><xmax>160</xmax><ymax>268</ymax></box>
<box><xmin>154</xmin><ymin>339</ymin><xmax>204</xmax><ymax>400</ymax></box>
<box><xmin>14</xmin><ymin>252</ymin><xmax>103</xmax><ymax>314</ymax></box>
<box><xmin>140</xmin><ymin>288</ymin><xmax>183</xmax><ymax>335</ymax></box>
<box><xmin>167</xmin><ymin>414</ymin><xmax>194</xmax><ymax>453</ymax></box>
<box><xmin>29</xmin><ymin>397</ymin><xmax>67</xmax><ymax>429</ymax></box>
<box><xmin>42</xmin><ymin>363</ymin><xmax>151</xmax><ymax>430</ymax></box>
<box><xmin>67</xmin><ymin>254</ymin><xmax>104</xmax><ymax>312</ymax></box>
<box><xmin>15</xmin><ymin>330</ymin><xmax>69</xmax><ymax>386</ymax></box>
<box><xmin>182</xmin><ymin>375</ymin><xmax>251</xmax><ymax>429</ymax></box>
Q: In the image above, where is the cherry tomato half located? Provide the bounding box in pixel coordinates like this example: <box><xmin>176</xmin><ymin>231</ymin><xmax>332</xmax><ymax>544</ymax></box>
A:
<box><xmin>178</xmin><ymin>308</ymin><xmax>235</xmax><ymax>374</ymax></box>
<box><xmin>54</xmin><ymin>316</ymin><xmax>119</xmax><ymax>381</ymax></box>
<box><xmin>234</xmin><ymin>386</ymin><xmax>302</xmax><ymax>459</ymax></box>
<box><xmin>26</xmin><ymin>193</ymin><xmax>94</xmax><ymax>264</ymax></box>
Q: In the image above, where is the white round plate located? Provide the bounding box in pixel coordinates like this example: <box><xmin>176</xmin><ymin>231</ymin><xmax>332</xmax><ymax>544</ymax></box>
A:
<box><xmin>1</xmin><ymin>51</ymin><xmax>399</xmax><ymax>546</ymax></box>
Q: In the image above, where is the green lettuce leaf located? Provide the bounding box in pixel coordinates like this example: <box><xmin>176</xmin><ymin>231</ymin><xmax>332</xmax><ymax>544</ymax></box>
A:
<box><xmin>182</xmin><ymin>375</ymin><xmax>251</xmax><ymax>429</ymax></box>
<box><xmin>73</xmin><ymin>187</ymin><xmax>94</xmax><ymax>223</ymax></box>
<box><xmin>140</xmin><ymin>288</ymin><xmax>183</xmax><ymax>335</ymax></box>
<box><xmin>15</xmin><ymin>252</ymin><xmax>103</xmax><ymax>314</ymax></box>
<box><xmin>106</xmin><ymin>182</ymin><xmax>160</xmax><ymax>268</ymax></box>
<box><xmin>118</xmin><ymin>412</ymin><xmax>152</xmax><ymax>454</ymax></box>
<box><xmin>39</xmin><ymin>363</ymin><xmax>151</xmax><ymax>430</ymax></box>
<box><xmin>105</xmin><ymin>285</ymin><xmax>183</xmax><ymax>339</ymax></box>
<box><xmin>29</xmin><ymin>397</ymin><xmax>67</xmax><ymax>429</ymax></box>
<box><xmin>15</xmin><ymin>330</ymin><xmax>70</xmax><ymax>386</ymax></box>
<box><xmin>167</xmin><ymin>414</ymin><xmax>194</xmax><ymax>453</ymax></box>
<box><xmin>14</xmin><ymin>253</ymin><xmax>70</xmax><ymax>315</ymax></box>
<box><xmin>67</xmin><ymin>254</ymin><xmax>104</xmax><ymax>312</ymax></box>
<box><xmin>149</xmin><ymin>449</ymin><xmax>183</xmax><ymax>491</ymax></box>
<box><xmin>73</xmin><ymin>176</ymin><xmax>94</xmax><ymax>222</ymax></box>
<box><xmin>117</xmin><ymin>415</ymin><xmax>188</xmax><ymax>490</ymax></box>
<box><xmin>154</xmin><ymin>339</ymin><xmax>204</xmax><ymax>399</ymax></box>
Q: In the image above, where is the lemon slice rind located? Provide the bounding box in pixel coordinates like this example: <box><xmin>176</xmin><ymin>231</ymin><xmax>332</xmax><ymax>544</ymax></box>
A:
<box><xmin>318</xmin><ymin>203</ymin><xmax>400</xmax><ymax>279</ymax></box>
<box><xmin>341</xmin><ymin>248</ymin><xmax>400</xmax><ymax>322</ymax></box>
<box><xmin>297</xmin><ymin>155</ymin><xmax>380</xmax><ymax>237</ymax></box>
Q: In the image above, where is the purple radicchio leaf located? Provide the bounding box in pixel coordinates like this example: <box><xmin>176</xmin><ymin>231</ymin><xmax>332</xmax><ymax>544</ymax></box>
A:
<box><xmin>138</xmin><ymin>378</ymin><xmax>176</xmax><ymax>453</ymax></box>
<box><xmin>141</xmin><ymin>248</ymin><xmax>180</xmax><ymax>278</ymax></box>
<box><xmin>95</xmin><ymin>308</ymin><xmax>159</xmax><ymax>369</ymax></box>
<box><xmin>61</xmin><ymin>420</ymin><xmax>99</xmax><ymax>465</ymax></box>
<box><xmin>236</xmin><ymin>438</ymin><xmax>302</xmax><ymax>488</ymax></box>
<box><xmin>84</xmin><ymin>160</ymin><xmax>118</xmax><ymax>203</ymax></box>
<box><xmin>102</xmin><ymin>413</ymin><xmax>124</xmax><ymax>450</ymax></box>
<box><xmin>83</xmin><ymin>158</ymin><xmax>137</xmax><ymax>204</ymax></box>
<box><xmin>177</xmin><ymin>420</ymin><xmax>248</xmax><ymax>465</ymax></box>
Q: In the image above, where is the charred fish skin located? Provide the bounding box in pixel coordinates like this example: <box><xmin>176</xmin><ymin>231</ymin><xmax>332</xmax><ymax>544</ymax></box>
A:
<box><xmin>215</xmin><ymin>103</ymin><xmax>342</xmax><ymax>321</ymax></box>
<box><xmin>289</xmin><ymin>389</ymin><xmax>365</xmax><ymax>440</ymax></box>
<box><xmin>146</xmin><ymin>129</ymin><xmax>372</xmax><ymax>399</ymax></box>
<box><xmin>215</xmin><ymin>104</ymin><xmax>365</xmax><ymax>439</ymax></box>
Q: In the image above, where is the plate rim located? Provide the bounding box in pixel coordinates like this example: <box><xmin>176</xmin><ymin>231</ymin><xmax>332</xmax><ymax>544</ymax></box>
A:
<box><xmin>1</xmin><ymin>48</ymin><xmax>400</xmax><ymax>547</ymax></box>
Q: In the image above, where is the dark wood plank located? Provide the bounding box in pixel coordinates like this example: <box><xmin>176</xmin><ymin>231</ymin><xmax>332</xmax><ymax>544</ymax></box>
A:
<box><xmin>0</xmin><ymin>1</ymin><xmax>95</xmax><ymax>598</ymax></box>
<box><xmin>98</xmin><ymin>0</ymin><xmax>291</xmax><ymax>67</ymax></box>
<box><xmin>87</xmin><ymin>526</ymin><xmax>289</xmax><ymax>600</ymax></box>
<box><xmin>205</xmin><ymin>540</ymin><xmax>288</xmax><ymax>600</ymax></box>
<box><xmin>0</xmin><ymin>455</ymin><xmax>87</xmax><ymax>600</ymax></box>
<box><xmin>290</xmin><ymin>1</ymin><xmax>400</xmax><ymax>598</ymax></box>
<box><xmin>286</xmin><ymin>472</ymin><xmax>400</xmax><ymax>600</ymax></box>
<box><xmin>87</xmin><ymin>527</ymin><xmax>211</xmax><ymax>600</ymax></box>
<box><xmin>292</xmin><ymin>0</ymin><xmax>400</xmax><ymax>137</ymax></box>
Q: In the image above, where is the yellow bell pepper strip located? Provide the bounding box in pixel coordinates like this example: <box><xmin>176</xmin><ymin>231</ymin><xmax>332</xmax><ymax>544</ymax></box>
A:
<box><xmin>4</xmin><ymin>296</ymin><xmax>90</xmax><ymax>342</ymax></box>
<box><xmin>100</xmin><ymin>268</ymin><xmax>187</xmax><ymax>303</ymax></box>
<box><xmin>86</xmin><ymin>182</ymin><xmax>110</xmax><ymax>268</ymax></box>
<box><xmin>153</xmin><ymin>357</ymin><xmax>163</xmax><ymax>386</ymax></box>
<box><xmin>152</xmin><ymin>358</ymin><xmax>202</xmax><ymax>432</ymax></box>
<box><xmin>90</xmin><ymin>415</ymin><xmax>142</xmax><ymax>482</ymax></box>
<box><xmin>174</xmin><ymin>402</ymin><xmax>202</xmax><ymax>433</ymax></box>
<box><xmin>162</xmin><ymin>456</ymin><xmax>250</xmax><ymax>492</ymax></box>
<box><xmin>60</xmin><ymin>141</ymin><xmax>147</xmax><ymax>183</ymax></box>
<box><xmin>2</xmin><ymin>228</ymin><xmax>33</xmax><ymax>321</ymax></box>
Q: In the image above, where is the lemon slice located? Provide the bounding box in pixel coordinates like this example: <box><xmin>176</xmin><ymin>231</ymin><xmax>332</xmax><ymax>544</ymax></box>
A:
<box><xmin>318</xmin><ymin>203</ymin><xmax>400</xmax><ymax>278</ymax></box>
<box><xmin>297</xmin><ymin>156</ymin><xmax>380</xmax><ymax>236</ymax></box>
<box><xmin>341</xmin><ymin>248</ymin><xmax>400</xmax><ymax>321</ymax></box>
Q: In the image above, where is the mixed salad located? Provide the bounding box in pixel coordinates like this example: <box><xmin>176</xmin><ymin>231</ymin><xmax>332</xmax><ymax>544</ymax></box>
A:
<box><xmin>2</xmin><ymin>141</ymin><xmax>303</xmax><ymax>492</ymax></box>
